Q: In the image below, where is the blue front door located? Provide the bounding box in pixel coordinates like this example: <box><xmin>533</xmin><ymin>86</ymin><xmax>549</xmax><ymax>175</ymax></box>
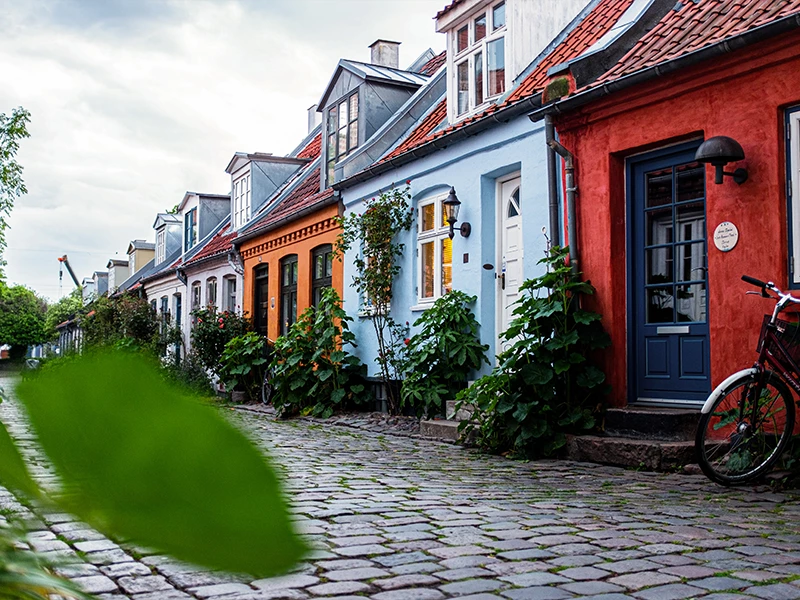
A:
<box><xmin>629</xmin><ymin>143</ymin><xmax>710</xmax><ymax>404</ymax></box>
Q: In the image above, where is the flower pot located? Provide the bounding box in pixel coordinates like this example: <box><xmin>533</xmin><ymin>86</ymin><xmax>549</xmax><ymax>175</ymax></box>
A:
<box><xmin>231</xmin><ymin>390</ymin><xmax>246</xmax><ymax>403</ymax></box>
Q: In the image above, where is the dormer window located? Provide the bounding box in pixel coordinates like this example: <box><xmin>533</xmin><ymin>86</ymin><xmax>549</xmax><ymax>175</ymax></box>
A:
<box><xmin>185</xmin><ymin>209</ymin><xmax>197</xmax><ymax>252</ymax></box>
<box><xmin>233</xmin><ymin>173</ymin><xmax>251</xmax><ymax>229</ymax></box>
<box><xmin>156</xmin><ymin>229</ymin><xmax>165</xmax><ymax>264</ymax></box>
<box><xmin>452</xmin><ymin>1</ymin><xmax>506</xmax><ymax>119</ymax></box>
<box><xmin>326</xmin><ymin>91</ymin><xmax>359</xmax><ymax>185</ymax></box>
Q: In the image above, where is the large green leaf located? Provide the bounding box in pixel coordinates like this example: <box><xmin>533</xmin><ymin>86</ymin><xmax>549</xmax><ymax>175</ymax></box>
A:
<box><xmin>0</xmin><ymin>419</ymin><xmax>40</xmax><ymax>499</ymax></box>
<box><xmin>15</xmin><ymin>352</ymin><xmax>306</xmax><ymax>577</ymax></box>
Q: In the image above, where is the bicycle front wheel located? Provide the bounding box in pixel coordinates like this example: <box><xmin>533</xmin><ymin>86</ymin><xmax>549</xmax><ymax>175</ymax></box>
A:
<box><xmin>696</xmin><ymin>370</ymin><xmax>795</xmax><ymax>486</ymax></box>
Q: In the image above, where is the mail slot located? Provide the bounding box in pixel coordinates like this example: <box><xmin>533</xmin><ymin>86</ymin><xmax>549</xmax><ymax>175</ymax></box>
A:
<box><xmin>656</xmin><ymin>325</ymin><xmax>690</xmax><ymax>335</ymax></box>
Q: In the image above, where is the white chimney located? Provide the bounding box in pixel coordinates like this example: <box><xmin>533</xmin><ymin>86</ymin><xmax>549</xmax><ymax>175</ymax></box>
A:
<box><xmin>308</xmin><ymin>104</ymin><xmax>321</xmax><ymax>134</ymax></box>
<box><xmin>369</xmin><ymin>40</ymin><xmax>400</xmax><ymax>69</ymax></box>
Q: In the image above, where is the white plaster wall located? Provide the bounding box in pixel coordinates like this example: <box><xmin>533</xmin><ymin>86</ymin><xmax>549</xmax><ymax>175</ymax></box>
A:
<box><xmin>183</xmin><ymin>257</ymin><xmax>243</xmax><ymax>354</ymax></box>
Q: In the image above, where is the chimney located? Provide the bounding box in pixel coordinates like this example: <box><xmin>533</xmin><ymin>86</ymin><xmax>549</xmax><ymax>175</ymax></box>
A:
<box><xmin>369</xmin><ymin>39</ymin><xmax>400</xmax><ymax>69</ymax></box>
<box><xmin>307</xmin><ymin>104</ymin><xmax>321</xmax><ymax>134</ymax></box>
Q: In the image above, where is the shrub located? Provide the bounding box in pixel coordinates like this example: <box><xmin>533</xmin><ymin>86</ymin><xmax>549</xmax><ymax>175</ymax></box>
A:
<box><xmin>162</xmin><ymin>352</ymin><xmax>215</xmax><ymax>398</ymax></box>
<box><xmin>401</xmin><ymin>291</ymin><xmax>488</xmax><ymax>417</ymax></box>
<box><xmin>189</xmin><ymin>308</ymin><xmax>251</xmax><ymax>374</ymax></box>
<box><xmin>270</xmin><ymin>288</ymin><xmax>370</xmax><ymax>418</ymax></box>
<box><xmin>457</xmin><ymin>246</ymin><xmax>610</xmax><ymax>458</ymax></box>
<box><xmin>82</xmin><ymin>295</ymin><xmax>160</xmax><ymax>352</ymax></box>
<box><xmin>218</xmin><ymin>333</ymin><xmax>269</xmax><ymax>403</ymax></box>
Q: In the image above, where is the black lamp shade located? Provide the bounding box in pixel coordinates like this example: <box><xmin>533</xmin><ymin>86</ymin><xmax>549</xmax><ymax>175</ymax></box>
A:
<box><xmin>444</xmin><ymin>187</ymin><xmax>461</xmax><ymax>224</ymax></box>
<box><xmin>695</xmin><ymin>136</ymin><xmax>745</xmax><ymax>167</ymax></box>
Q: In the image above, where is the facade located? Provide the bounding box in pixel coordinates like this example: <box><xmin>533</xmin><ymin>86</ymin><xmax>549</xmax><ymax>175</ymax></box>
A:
<box><xmin>335</xmin><ymin>0</ymin><xmax>636</xmax><ymax>376</ymax></box>
<box><xmin>535</xmin><ymin>0</ymin><xmax>800</xmax><ymax>408</ymax></box>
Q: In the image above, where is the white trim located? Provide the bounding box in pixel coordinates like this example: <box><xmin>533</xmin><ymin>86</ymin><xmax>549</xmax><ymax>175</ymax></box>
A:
<box><xmin>232</xmin><ymin>171</ymin><xmax>251</xmax><ymax>229</ymax></box>
<box><xmin>416</xmin><ymin>192</ymin><xmax>453</xmax><ymax>303</ymax></box>
<box><xmin>790</xmin><ymin>111</ymin><xmax>800</xmax><ymax>285</ymax></box>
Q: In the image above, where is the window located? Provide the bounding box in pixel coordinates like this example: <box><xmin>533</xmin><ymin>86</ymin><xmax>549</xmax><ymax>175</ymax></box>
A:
<box><xmin>160</xmin><ymin>296</ymin><xmax>169</xmax><ymax>332</ymax></box>
<box><xmin>150</xmin><ymin>299</ymin><xmax>157</xmax><ymax>312</ymax></box>
<box><xmin>185</xmin><ymin>209</ymin><xmax>197</xmax><ymax>251</ymax></box>
<box><xmin>206</xmin><ymin>277</ymin><xmax>217</xmax><ymax>309</ymax></box>
<box><xmin>311</xmin><ymin>245</ymin><xmax>333</xmax><ymax>307</ymax></box>
<box><xmin>326</xmin><ymin>92</ymin><xmax>359</xmax><ymax>185</ymax></box>
<box><xmin>173</xmin><ymin>293</ymin><xmax>182</xmax><ymax>327</ymax></box>
<box><xmin>788</xmin><ymin>107</ymin><xmax>800</xmax><ymax>286</ymax></box>
<box><xmin>254</xmin><ymin>266</ymin><xmax>269</xmax><ymax>337</ymax></box>
<box><xmin>452</xmin><ymin>1</ymin><xmax>506</xmax><ymax>119</ymax></box>
<box><xmin>224</xmin><ymin>277</ymin><xmax>237</xmax><ymax>313</ymax></box>
<box><xmin>280</xmin><ymin>255</ymin><xmax>298</xmax><ymax>336</ymax></box>
<box><xmin>417</xmin><ymin>193</ymin><xmax>453</xmax><ymax>303</ymax></box>
<box><xmin>233</xmin><ymin>172</ymin><xmax>251</xmax><ymax>229</ymax></box>
<box><xmin>156</xmin><ymin>229</ymin><xmax>166</xmax><ymax>264</ymax></box>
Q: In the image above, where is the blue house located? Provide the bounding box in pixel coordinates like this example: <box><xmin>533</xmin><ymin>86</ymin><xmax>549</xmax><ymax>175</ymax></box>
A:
<box><xmin>334</xmin><ymin>0</ymin><xmax>636</xmax><ymax>379</ymax></box>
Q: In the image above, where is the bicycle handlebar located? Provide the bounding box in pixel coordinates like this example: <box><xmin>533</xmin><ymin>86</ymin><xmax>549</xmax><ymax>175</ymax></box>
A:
<box><xmin>742</xmin><ymin>275</ymin><xmax>768</xmax><ymax>289</ymax></box>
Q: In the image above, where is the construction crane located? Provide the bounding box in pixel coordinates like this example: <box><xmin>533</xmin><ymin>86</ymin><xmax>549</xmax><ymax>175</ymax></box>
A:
<box><xmin>58</xmin><ymin>255</ymin><xmax>82</xmax><ymax>297</ymax></box>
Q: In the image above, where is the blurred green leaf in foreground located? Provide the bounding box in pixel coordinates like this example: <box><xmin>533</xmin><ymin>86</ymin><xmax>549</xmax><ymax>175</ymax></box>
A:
<box><xmin>11</xmin><ymin>351</ymin><xmax>306</xmax><ymax>578</ymax></box>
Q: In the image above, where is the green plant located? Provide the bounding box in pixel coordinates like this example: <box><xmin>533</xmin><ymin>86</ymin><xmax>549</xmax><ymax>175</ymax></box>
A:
<box><xmin>271</xmin><ymin>288</ymin><xmax>370</xmax><ymax>418</ymax></box>
<box><xmin>218</xmin><ymin>333</ymin><xmax>269</xmax><ymax>403</ymax></box>
<box><xmin>189</xmin><ymin>308</ymin><xmax>251</xmax><ymax>374</ymax></box>
<box><xmin>457</xmin><ymin>246</ymin><xmax>610</xmax><ymax>458</ymax></box>
<box><xmin>44</xmin><ymin>289</ymin><xmax>83</xmax><ymax>341</ymax></box>
<box><xmin>401</xmin><ymin>291</ymin><xmax>488</xmax><ymax>417</ymax></box>
<box><xmin>82</xmin><ymin>295</ymin><xmax>161</xmax><ymax>353</ymax></box>
<box><xmin>335</xmin><ymin>186</ymin><xmax>414</xmax><ymax>414</ymax></box>
<box><xmin>0</xmin><ymin>106</ymin><xmax>30</xmax><ymax>272</ymax></box>
<box><xmin>0</xmin><ymin>282</ymin><xmax>47</xmax><ymax>358</ymax></box>
<box><xmin>162</xmin><ymin>351</ymin><xmax>215</xmax><ymax>397</ymax></box>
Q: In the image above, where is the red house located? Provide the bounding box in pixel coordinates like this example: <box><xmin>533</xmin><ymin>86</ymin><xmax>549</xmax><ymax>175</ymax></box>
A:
<box><xmin>533</xmin><ymin>1</ymin><xmax>800</xmax><ymax>412</ymax></box>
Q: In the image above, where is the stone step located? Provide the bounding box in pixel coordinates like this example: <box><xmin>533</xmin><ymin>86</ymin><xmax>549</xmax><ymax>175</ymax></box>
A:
<box><xmin>445</xmin><ymin>400</ymin><xmax>474</xmax><ymax>421</ymax></box>
<box><xmin>420</xmin><ymin>419</ymin><xmax>462</xmax><ymax>442</ymax></box>
<box><xmin>566</xmin><ymin>434</ymin><xmax>696</xmax><ymax>471</ymax></box>
<box><xmin>604</xmin><ymin>407</ymin><xmax>701</xmax><ymax>442</ymax></box>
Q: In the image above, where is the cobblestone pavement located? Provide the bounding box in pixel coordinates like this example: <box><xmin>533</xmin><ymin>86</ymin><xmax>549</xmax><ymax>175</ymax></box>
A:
<box><xmin>1</xmin><ymin>373</ymin><xmax>800</xmax><ymax>600</ymax></box>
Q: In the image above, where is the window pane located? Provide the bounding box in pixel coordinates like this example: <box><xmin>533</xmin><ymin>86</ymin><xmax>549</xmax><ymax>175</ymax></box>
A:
<box><xmin>338</xmin><ymin>101</ymin><xmax>348</xmax><ymax>128</ymax></box>
<box><xmin>474</xmin><ymin>14</ymin><xmax>486</xmax><ymax>42</ymax></box>
<box><xmin>326</xmin><ymin>252</ymin><xmax>333</xmax><ymax>277</ymax></box>
<box><xmin>676</xmin><ymin>283</ymin><xmax>707</xmax><ymax>323</ymax></box>
<box><xmin>492</xmin><ymin>2</ymin><xmax>505</xmax><ymax>29</ymax></box>
<box><xmin>646</xmin><ymin>247</ymin><xmax>673</xmax><ymax>284</ymax></box>
<box><xmin>487</xmin><ymin>38</ymin><xmax>505</xmax><ymax>96</ymax></box>
<box><xmin>647</xmin><ymin>287</ymin><xmax>674</xmax><ymax>323</ymax></box>
<box><xmin>474</xmin><ymin>51</ymin><xmax>484</xmax><ymax>106</ymax></box>
<box><xmin>349</xmin><ymin>93</ymin><xmax>358</xmax><ymax>121</ymax></box>
<box><xmin>348</xmin><ymin>121</ymin><xmax>358</xmax><ymax>150</ymax></box>
<box><xmin>441</xmin><ymin>237</ymin><xmax>453</xmax><ymax>296</ymax></box>
<box><xmin>646</xmin><ymin>168</ymin><xmax>672</xmax><ymax>207</ymax></box>
<box><xmin>457</xmin><ymin>61</ymin><xmax>469</xmax><ymax>115</ymax></box>
<box><xmin>327</xmin><ymin>160</ymin><xmax>335</xmax><ymax>184</ymax></box>
<box><xmin>676</xmin><ymin>242</ymin><xmax>705</xmax><ymax>283</ymax></box>
<box><xmin>457</xmin><ymin>26</ymin><xmax>469</xmax><ymax>53</ymax></box>
<box><xmin>421</xmin><ymin>203</ymin><xmax>435</xmax><ymax>232</ymax></box>
<box><xmin>440</xmin><ymin>199</ymin><xmax>449</xmax><ymax>227</ymax></box>
<box><xmin>676</xmin><ymin>201</ymin><xmax>705</xmax><ymax>242</ymax></box>
<box><xmin>328</xmin><ymin>106</ymin><xmax>337</xmax><ymax>129</ymax></box>
<box><xmin>338</xmin><ymin>127</ymin><xmax>347</xmax><ymax>156</ymax></box>
<box><xmin>676</xmin><ymin>162</ymin><xmax>704</xmax><ymax>202</ymax></box>
<box><xmin>315</xmin><ymin>254</ymin><xmax>324</xmax><ymax>280</ymax></box>
<box><xmin>421</xmin><ymin>242</ymin><xmax>434</xmax><ymax>298</ymax></box>
<box><xmin>646</xmin><ymin>208</ymin><xmax>672</xmax><ymax>246</ymax></box>
<box><xmin>327</xmin><ymin>134</ymin><xmax>335</xmax><ymax>158</ymax></box>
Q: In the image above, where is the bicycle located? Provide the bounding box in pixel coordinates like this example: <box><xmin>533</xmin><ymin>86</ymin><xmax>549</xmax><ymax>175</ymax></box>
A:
<box><xmin>260</xmin><ymin>338</ymin><xmax>277</xmax><ymax>406</ymax></box>
<box><xmin>696</xmin><ymin>275</ymin><xmax>800</xmax><ymax>485</ymax></box>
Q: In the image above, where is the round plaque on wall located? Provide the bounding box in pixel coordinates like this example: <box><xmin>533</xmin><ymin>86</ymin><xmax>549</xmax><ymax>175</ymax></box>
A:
<box><xmin>713</xmin><ymin>221</ymin><xmax>739</xmax><ymax>252</ymax></box>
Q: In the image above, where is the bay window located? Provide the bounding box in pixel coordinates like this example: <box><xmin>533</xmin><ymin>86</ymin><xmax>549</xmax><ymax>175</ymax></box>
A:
<box><xmin>156</xmin><ymin>228</ymin><xmax>165</xmax><ymax>264</ymax></box>
<box><xmin>452</xmin><ymin>1</ymin><xmax>506</xmax><ymax>119</ymax></box>
<box><xmin>233</xmin><ymin>172</ymin><xmax>251</xmax><ymax>229</ymax></box>
<box><xmin>185</xmin><ymin>209</ymin><xmax>197</xmax><ymax>251</ymax></box>
<box><xmin>326</xmin><ymin>92</ymin><xmax>359</xmax><ymax>185</ymax></box>
<box><xmin>417</xmin><ymin>193</ymin><xmax>453</xmax><ymax>304</ymax></box>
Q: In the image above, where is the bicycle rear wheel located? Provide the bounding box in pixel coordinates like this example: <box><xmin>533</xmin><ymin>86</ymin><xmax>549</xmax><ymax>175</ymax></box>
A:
<box><xmin>696</xmin><ymin>370</ymin><xmax>795</xmax><ymax>486</ymax></box>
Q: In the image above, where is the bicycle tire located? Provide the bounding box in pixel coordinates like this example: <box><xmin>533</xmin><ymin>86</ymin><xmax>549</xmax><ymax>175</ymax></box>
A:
<box><xmin>261</xmin><ymin>366</ymin><xmax>275</xmax><ymax>405</ymax></box>
<box><xmin>696</xmin><ymin>370</ymin><xmax>795</xmax><ymax>486</ymax></box>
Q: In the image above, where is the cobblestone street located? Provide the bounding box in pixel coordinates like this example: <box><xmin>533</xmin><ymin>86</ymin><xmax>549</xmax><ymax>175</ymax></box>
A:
<box><xmin>1</xmin><ymin>374</ymin><xmax>799</xmax><ymax>600</ymax></box>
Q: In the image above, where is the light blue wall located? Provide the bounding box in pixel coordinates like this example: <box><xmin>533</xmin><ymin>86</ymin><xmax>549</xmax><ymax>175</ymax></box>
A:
<box><xmin>341</xmin><ymin>115</ymin><xmax>550</xmax><ymax>378</ymax></box>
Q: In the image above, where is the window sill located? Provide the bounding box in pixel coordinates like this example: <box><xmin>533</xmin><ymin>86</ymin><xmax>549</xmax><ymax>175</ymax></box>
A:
<box><xmin>410</xmin><ymin>302</ymin><xmax>434</xmax><ymax>312</ymax></box>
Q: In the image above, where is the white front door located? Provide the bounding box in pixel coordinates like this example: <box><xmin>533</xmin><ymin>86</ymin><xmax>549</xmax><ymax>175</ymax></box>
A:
<box><xmin>497</xmin><ymin>175</ymin><xmax>522</xmax><ymax>352</ymax></box>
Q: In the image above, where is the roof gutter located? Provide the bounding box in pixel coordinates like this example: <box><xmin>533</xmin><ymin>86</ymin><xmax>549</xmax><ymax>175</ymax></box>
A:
<box><xmin>232</xmin><ymin>192</ymin><xmax>341</xmax><ymax>249</ymax></box>
<box><xmin>334</xmin><ymin>93</ymin><xmax>545</xmax><ymax>191</ymax></box>
<box><xmin>529</xmin><ymin>13</ymin><xmax>800</xmax><ymax>123</ymax></box>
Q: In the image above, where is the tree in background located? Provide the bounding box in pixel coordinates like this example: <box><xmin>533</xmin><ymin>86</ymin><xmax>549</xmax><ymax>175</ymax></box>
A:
<box><xmin>0</xmin><ymin>107</ymin><xmax>31</xmax><ymax>277</ymax></box>
<box><xmin>0</xmin><ymin>281</ymin><xmax>47</xmax><ymax>358</ymax></box>
<box><xmin>44</xmin><ymin>289</ymin><xmax>83</xmax><ymax>340</ymax></box>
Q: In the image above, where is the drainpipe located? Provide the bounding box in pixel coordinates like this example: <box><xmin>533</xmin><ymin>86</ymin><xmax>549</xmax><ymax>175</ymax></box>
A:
<box><xmin>544</xmin><ymin>114</ymin><xmax>561</xmax><ymax>249</ymax></box>
<box><xmin>546</xmin><ymin>135</ymin><xmax>578</xmax><ymax>275</ymax></box>
<box><xmin>176</xmin><ymin>267</ymin><xmax>187</xmax><ymax>285</ymax></box>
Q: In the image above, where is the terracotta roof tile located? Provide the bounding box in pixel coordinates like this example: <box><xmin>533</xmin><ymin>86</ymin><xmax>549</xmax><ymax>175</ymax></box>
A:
<box><xmin>590</xmin><ymin>0</ymin><xmax>800</xmax><ymax>88</ymax></box>
<box><xmin>380</xmin><ymin>0</ymin><xmax>630</xmax><ymax>164</ymax></box>
<box><xmin>296</xmin><ymin>132</ymin><xmax>322</xmax><ymax>160</ymax></box>
<box><xmin>435</xmin><ymin>0</ymin><xmax>465</xmax><ymax>20</ymax></box>
<box><xmin>418</xmin><ymin>51</ymin><xmax>446</xmax><ymax>75</ymax></box>
<box><xmin>183</xmin><ymin>223</ymin><xmax>237</xmax><ymax>266</ymax></box>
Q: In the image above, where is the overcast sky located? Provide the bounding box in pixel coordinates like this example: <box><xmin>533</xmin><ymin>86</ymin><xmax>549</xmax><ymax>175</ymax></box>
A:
<box><xmin>1</xmin><ymin>0</ymin><xmax>445</xmax><ymax>300</ymax></box>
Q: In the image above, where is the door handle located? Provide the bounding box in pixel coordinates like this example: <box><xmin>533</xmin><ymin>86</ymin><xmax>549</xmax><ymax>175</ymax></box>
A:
<box><xmin>500</xmin><ymin>273</ymin><xmax>505</xmax><ymax>290</ymax></box>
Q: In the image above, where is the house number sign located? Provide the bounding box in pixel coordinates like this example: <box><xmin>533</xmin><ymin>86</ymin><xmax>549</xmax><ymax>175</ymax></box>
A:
<box><xmin>713</xmin><ymin>221</ymin><xmax>739</xmax><ymax>252</ymax></box>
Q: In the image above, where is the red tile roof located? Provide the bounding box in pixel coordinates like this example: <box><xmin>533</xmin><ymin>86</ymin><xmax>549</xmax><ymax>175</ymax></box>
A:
<box><xmin>590</xmin><ymin>0</ymin><xmax>800</xmax><ymax>88</ymax></box>
<box><xmin>381</xmin><ymin>0</ymin><xmax>630</xmax><ymax>164</ymax></box>
<box><xmin>435</xmin><ymin>0</ymin><xmax>464</xmax><ymax>20</ymax></box>
<box><xmin>296</xmin><ymin>132</ymin><xmax>322</xmax><ymax>160</ymax></box>
<box><xmin>183</xmin><ymin>223</ymin><xmax>237</xmax><ymax>267</ymax></box>
<box><xmin>418</xmin><ymin>51</ymin><xmax>446</xmax><ymax>75</ymax></box>
<box><xmin>245</xmin><ymin>168</ymin><xmax>336</xmax><ymax>236</ymax></box>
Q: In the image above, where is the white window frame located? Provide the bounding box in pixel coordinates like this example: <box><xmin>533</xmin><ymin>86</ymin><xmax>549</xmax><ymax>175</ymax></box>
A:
<box><xmin>206</xmin><ymin>277</ymin><xmax>217</xmax><ymax>309</ymax></box>
<box><xmin>224</xmin><ymin>276</ymin><xmax>237</xmax><ymax>313</ymax></box>
<box><xmin>789</xmin><ymin>109</ymin><xmax>800</xmax><ymax>287</ymax></box>
<box><xmin>415</xmin><ymin>192</ymin><xmax>453</xmax><ymax>308</ymax></box>
<box><xmin>233</xmin><ymin>172</ymin><xmax>251</xmax><ymax>229</ymax></box>
<box><xmin>450</xmin><ymin>1</ymin><xmax>507</xmax><ymax>122</ymax></box>
<box><xmin>191</xmin><ymin>282</ymin><xmax>202</xmax><ymax>311</ymax></box>
<box><xmin>156</xmin><ymin>229</ymin><xmax>166</xmax><ymax>264</ymax></box>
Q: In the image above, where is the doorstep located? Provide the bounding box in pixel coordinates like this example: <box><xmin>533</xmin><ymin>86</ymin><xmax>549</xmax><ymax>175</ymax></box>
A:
<box><xmin>566</xmin><ymin>434</ymin><xmax>696</xmax><ymax>471</ymax></box>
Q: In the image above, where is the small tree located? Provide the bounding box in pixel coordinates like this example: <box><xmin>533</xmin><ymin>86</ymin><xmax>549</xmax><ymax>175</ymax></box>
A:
<box><xmin>336</xmin><ymin>187</ymin><xmax>413</xmax><ymax>414</ymax></box>
<box><xmin>189</xmin><ymin>308</ymin><xmax>251</xmax><ymax>374</ymax></box>
<box><xmin>0</xmin><ymin>107</ymin><xmax>31</xmax><ymax>275</ymax></box>
<box><xmin>45</xmin><ymin>290</ymin><xmax>83</xmax><ymax>340</ymax></box>
<box><xmin>0</xmin><ymin>282</ymin><xmax>47</xmax><ymax>358</ymax></box>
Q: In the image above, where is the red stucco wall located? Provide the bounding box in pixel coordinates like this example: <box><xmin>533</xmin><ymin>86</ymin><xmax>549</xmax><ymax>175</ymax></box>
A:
<box><xmin>554</xmin><ymin>32</ymin><xmax>800</xmax><ymax>407</ymax></box>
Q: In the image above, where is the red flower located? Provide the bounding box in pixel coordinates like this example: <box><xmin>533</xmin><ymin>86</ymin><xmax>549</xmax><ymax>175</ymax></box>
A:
<box><xmin>219</xmin><ymin>324</ymin><xmax>224</xmax><ymax>329</ymax></box>
<box><xmin>218</xmin><ymin>317</ymin><xmax>224</xmax><ymax>323</ymax></box>
<box><xmin>404</xmin><ymin>338</ymin><xmax>410</xmax><ymax>346</ymax></box>
<box><xmin>198</xmin><ymin>318</ymin><xmax>203</xmax><ymax>323</ymax></box>
<box><xmin>406</xmin><ymin>180</ymin><xmax>410</xmax><ymax>185</ymax></box>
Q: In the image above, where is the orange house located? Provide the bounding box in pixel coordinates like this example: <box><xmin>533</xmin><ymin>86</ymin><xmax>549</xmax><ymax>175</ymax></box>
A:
<box><xmin>234</xmin><ymin>160</ymin><xmax>343</xmax><ymax>342</ymax></box>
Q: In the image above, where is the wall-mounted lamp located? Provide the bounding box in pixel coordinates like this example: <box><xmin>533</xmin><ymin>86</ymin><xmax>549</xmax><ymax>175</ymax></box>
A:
<box><xmin>443</xmin><ymin>187</ymin><xmax>471</xmax><ymax>239</ymax></box>
<box><xmin>695</xmin><ymin>136</ymin><xmax>748</xmax><ymax>185</ymax></box>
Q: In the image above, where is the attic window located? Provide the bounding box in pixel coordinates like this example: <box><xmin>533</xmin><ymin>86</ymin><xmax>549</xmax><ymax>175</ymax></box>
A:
<box><xmin>233</xmin><ymin>172</ymin><xmax>251</xmax><ymax>229</ymax></box>
<box><xmin>326</xmin><ymin>91</ymin><xmax>359</xmax><ymax>185</ymax></box>
<box><xmin>156</xmin><ymin>229</ymin><xmax>165</xmax><ymax>264</ymax></box>
<box><xmin>452</xmin><ymin>1</ymin><xmax>506</xmax><ymax>119</ymax></box>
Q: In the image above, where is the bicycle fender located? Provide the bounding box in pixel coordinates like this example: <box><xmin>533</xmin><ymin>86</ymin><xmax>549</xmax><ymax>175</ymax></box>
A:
<box><xmin>700</xmin><ymin>367</ymin><xmax>759</xmax><ymax>414</ymax></box>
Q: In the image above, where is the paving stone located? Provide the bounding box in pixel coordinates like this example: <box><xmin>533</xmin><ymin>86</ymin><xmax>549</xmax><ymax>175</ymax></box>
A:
<box><xmin>558</xmin><ymin>566</ymin><xmax>611</xmax><ymax>580</ymax></box>
<box><xmin>390</xmin><ymin>562</ymin><xmax>444</xmax><ymax>575</ymax></box>
<box><xmin>609</xmin><ymin>571</ymin><xmax>680</xmax><ymax>590</ymax></box>
<box><xmin>428</xmin><ymin>545</ymin><xmax>491</xmax><ymax>558</ymax></box>
<box><xmin>73</xmin><ymin>575</ymin><xmax>119</xmax><ymax>594</ymax></box>
<box><xmin>330</xmin><ymin>535</ymin><xmax>387</xmax><ymax>547</ymax></box>
<box><xmin>117</xmin><ymin>575</ymin><xmax>173</xmax><ymax>594</ymax></box>
<box><xmin>85</xmin><ymin>548</ymin><xmax>134</xmax><ymax>565</ymax></box>
<box><xmin>497</xmin><ymin>548</ymin><xmax>555</xmax><ymax>560</ymax></box>
<box><xmin>439</xmin><ymin>578</ymin><xmax>505</xmax><ymax>595</ymax></box>
<box><xmin>548</xmin><ymin>555</ymin><xmax>603</xmax><ymax>567</ymax></box>
<box><xmin>500</xmin><ymin>587</ymin><xmax>574</xmax><ymax>600</ymax></box>
<box><xmin>324</xmin><ymin>567</ymin><xmax>390</xmax><ymax>581</ymax></box>
<box><xmin>74</xmin><ymin>539</ymin><xmax>119</xmax><ymax>553</ymax></box>
<box><xmin>499</xmin><ymin>572</ymin><xmax>571</xmax><ymax>587</ymax></box>
<box><xmin>334</xmin><ymin>544</ymin><xmax>393</xmax><ymax>557</ymax></box>
<box><xmin>731</xmin><ymin>569</ymin><xmax>779</xmax><ymax>582</ymax></box>
<box><xmin>307</xmin><ymin>581</ymin><xmax>371</xmax><ymax>596</ymax></box>
<box><xmin>559</xmin><ymin>581</ymin><xmax>625</xmax><ymax>595</ymax></box>
<box><xmin>190</xmin><ymin>583</ymin><xmax>255</xmax><ymax>598</ymax></box>
<box><xmin>100</xmin><ymin>562</ymin><xmax>153</xmax><ymax>578</ymax></box>
<box><xmin>691</xmin><ymin>576</ymin><xmax>750</xmax><ymax>591</ymax></box>
<box><xmin>373</xmin><ymin>552</ymin><xmax>431</xmax><ymax>567</ymax></box>
<box><xmin>632</xmin><ymin>583</ymin><xmax>706</xmax><ymax>600</ymax></box>
<box><xmin>744</xmin><ymin>583</ymin><xmax>800</xmax><ymax>599</ymax></box>
<box><xmin>251</xmin><ymin>575</ymin><xmax>320</xmax><ymax>590</ymax></box>
<box><xmin>315</xmin><ymin>559</ymin><xmax>374</xmax><ymax>571</ymax></box>
<box><xmin>371</xmin><ymin>589</ymin><xmax>445</xmax><ymax>600</ymax></box>
<box><xmin>373</xmin><ymin>574</ymin><xmax>441</xmax><ymax>590</ymax></box>
<box><xmin>434</xmin><ymin>567</ymin><xmax>494</xmax><ymax>581</ymax></box>
<box><xmin>597</xmin><ymin>559</ymin><xmax>662</xmax><ymax>574</ymax></box>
